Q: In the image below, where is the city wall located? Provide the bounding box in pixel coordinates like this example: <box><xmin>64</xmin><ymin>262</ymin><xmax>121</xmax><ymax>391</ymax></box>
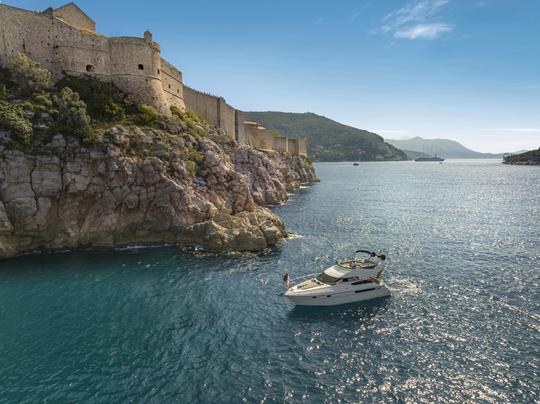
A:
<box><xmin>183</xmin><ymin>86</ymin><xmax>220</xmax><ymax>129</ymax></box>
<box><xmin>0</xmin><ymin>3</ymin><xmax>307</xmax><ymax>156</ymax></box>
<box><xmin>0</xmin><ymin>4</ymin><xmax>184</xmax><ymax>115</ymax></box>
<box><xmin>183</xmin><ymin>86</ymin><xmax>237</xmax><ymax>139</ymax></box>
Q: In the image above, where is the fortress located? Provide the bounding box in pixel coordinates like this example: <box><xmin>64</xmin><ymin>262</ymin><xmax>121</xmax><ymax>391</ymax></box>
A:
<box><xmin>0</xmin><ymin>2</ymin><xmax>307</xmax><ymax>156</ymax></box>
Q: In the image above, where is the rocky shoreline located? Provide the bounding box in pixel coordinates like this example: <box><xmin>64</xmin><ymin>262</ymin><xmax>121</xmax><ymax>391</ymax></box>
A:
<box><xmin>502</xmin><ymin>149</ymin><xmax>540</xmax><ymax>165</ymax></box>
<box><xmin>0</xmin><ymin>125</ymin><xmax>317</xmax><ymax>259</ymax></box>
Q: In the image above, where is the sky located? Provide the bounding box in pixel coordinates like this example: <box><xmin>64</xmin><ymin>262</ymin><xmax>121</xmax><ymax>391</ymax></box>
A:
<box><xmin>6</xmin><ymin>0</ymin><xmax>540</xmax><ymax>153</ymax></box>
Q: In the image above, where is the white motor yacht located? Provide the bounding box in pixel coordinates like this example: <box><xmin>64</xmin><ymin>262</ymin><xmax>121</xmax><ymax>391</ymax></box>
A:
<box><xmin>283</xmin><ymin>250</ymin><xmax>390</xmax><ymax>306</ymax></box>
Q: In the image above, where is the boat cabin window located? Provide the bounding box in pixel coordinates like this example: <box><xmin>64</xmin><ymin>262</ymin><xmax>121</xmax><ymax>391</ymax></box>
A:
<box><xmin>351</xmin><ymin>279</ymin><xmax>373</xmax><ymax>286</ymax></box>
<box><xmin>340</xmin><ymin>277</ymin><xmax>359</xmax><ymax>283</ymax></box>
<box><xmin>316</xmin><ymin>272</ymin><xmax>341</xmax><ymax>284</ymax></box>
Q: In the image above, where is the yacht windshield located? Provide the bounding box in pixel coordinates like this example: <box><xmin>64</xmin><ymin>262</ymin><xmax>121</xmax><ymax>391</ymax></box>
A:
<box><xmin>316</xmin><ymin>272</ymin><xmax>341</xmax><ymax>284</ymax></box>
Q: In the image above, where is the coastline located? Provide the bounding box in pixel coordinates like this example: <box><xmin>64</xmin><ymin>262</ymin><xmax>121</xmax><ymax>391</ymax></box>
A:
<box><xmin>0</xmin><ymin>125</ymin><xmax>317</xmax><ymax>260</ymax></box>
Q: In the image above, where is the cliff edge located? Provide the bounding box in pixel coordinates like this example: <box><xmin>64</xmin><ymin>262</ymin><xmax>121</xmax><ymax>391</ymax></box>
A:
<box><xmin>0</xmin><ymin>55</ymin><xmax>317</xmax><ymax>259</ymax></box>
<box><xmin>0</xmin><ymin>125</ymin><xmax>316</xmax><ymax>259</ymax></box>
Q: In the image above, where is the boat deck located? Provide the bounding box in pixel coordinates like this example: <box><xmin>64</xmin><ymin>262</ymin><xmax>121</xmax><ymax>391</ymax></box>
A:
<box><xmin>337</xmin><ymin>260</ymin><xmax>377</xmax><ymax>269</ymax></box>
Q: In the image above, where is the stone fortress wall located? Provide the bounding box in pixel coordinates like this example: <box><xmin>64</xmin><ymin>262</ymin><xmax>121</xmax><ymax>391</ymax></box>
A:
<box><xmin>244</xmin><ymin>122</ymin><xmax>307</xmax><ymax>155</ymax></box>
<box><xmin>0</xmin><ymin>2</ymin><xmax>307</xmax><ymax>156</ymax></box>
<box><xmin>0</xmin><ymin>3</ymin><xmax>183</xmax><ymax>115</ymax></box>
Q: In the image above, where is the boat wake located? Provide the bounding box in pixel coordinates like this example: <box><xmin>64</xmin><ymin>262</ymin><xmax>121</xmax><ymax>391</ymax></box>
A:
<box><xmin>387</xmin><ymin>277</ymin><xmax>421</xmax><ymax>296</ymax></box>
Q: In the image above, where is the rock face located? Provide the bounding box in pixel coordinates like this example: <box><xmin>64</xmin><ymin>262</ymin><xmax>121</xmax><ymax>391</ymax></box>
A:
<box><xmin>0</xmin><ymin>126</ymin><xmax>317</xmax><ymax>258</ymax></box>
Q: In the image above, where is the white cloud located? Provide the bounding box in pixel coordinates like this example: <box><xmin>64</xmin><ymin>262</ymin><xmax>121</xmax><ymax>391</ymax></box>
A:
<box><xmin>471</xmin><ymin>128</ymin><xmax>540</xmax><ymax>133</ymax></box>
<box><xmin>395</xmin><ymin>23</ymin><xmax>453</xmax><ymax>39</ymax></box>
<box><xmin>382</xmin><ymin>0</ymin><xmax>452</xmax><ymax>39</ymax></box>
<box><xmin>473</xmin><ymin>1</ymin><xmax>490</xmax><ymax>8</ymax></box>
<box><xmin>347</xmin><ymin>12</ymin><xmax>361</xmax><ymax>23</ymax></box>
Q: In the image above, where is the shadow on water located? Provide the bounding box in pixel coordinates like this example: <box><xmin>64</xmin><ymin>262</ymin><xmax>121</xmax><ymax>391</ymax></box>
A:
<box><xmin>286</xmin><ymin>296</ymin><xmax>391</xmax><ymax>324</ymax></box>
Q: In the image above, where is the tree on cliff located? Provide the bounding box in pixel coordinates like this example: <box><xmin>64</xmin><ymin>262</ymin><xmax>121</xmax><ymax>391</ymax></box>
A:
<box><xmin>52</xmin><ymin>87</ymin><xmax>92</xmax><ymax>141</ymax></box>
<box><xmin>8</xmin><ymin>53</ymin><xmax>52</xmax><ymax>96</ymax></box>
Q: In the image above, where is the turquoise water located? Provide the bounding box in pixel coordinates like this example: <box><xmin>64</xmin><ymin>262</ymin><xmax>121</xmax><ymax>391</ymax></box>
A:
<box><xmin>0</xmin><ymin>160</ymin><xmax>538</xmax><ymax>402</ymax></box>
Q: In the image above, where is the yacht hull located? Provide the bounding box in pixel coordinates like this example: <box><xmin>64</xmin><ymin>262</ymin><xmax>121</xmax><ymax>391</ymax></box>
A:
<box><xmin>285</xmin><ymin>285</ymin><xmax>390</xmax><ymax>306</ymax></box>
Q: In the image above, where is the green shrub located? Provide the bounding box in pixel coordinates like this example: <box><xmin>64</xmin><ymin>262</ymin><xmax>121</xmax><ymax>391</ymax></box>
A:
<box><xmin>137</xmin><ymin>104</ymin><xmax>160</xmax><ymax>126</ymax></box>
<box><xmin>56</xmin><ymin>75</ymin><xmax>133</xmax><ymax>121</ymax></box>
<box><xmin>52</xmin><ymin>87</ymin><xmax>92</xmax><ymax>140</ymax></box>
<box><xmin>8</xmin><ymin>53</ymin><xmax>52</xmax><ymax>96</ymax></box>
<box><xmin>0</xmin><ymin>66</ymin><xmax>16</xmax><ymax>98</ymax></box>
<box><xmin>0</xmin><ymin>66</ymin><xmax>12</xmax><ymax>87</ymax></box>
<box><xmin>103</xmin><ymin>101</ymin><xmax>125</xmax><ymax>121</ymax></box>
<box><xmin>184</xmin><ymin>160</ymin><xmax>197</xmax><ymax>176</ymax></box>
<box><xmin>170</xmin><ymin>106</ymin><xmax>207</xmax><ymax>137</ymax></box>
<box><xmin>170</xmin><ymin>105</ymin><xmax>183</xmax><ymax>118</ymax></box>
<box><xmin>187</xmin><ymin>149</ymin><xmax>204</xmax><ymax>164</ymax></box>
<box><xmin>0</xmin><ymin>100</ymin><xmax>33</xmax><ymax>144</ymax></box>
<box><xmin>30</xmin><ymin>93</ymin><xmax>54</xmax><ymax>113</ymax></box>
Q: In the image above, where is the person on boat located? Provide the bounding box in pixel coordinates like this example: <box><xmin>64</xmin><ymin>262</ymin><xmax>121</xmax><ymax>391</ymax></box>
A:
<box><xmin>283</xmin><ymin>273</ymin><xmax>290</xmax><ymax>290</ymax></box>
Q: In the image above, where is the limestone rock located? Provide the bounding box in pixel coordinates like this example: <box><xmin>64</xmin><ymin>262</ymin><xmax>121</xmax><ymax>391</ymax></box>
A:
<box><xmin>0</xmin><ymin>125</ymin><xmax>316</xmax><ymax>258</ymax></box>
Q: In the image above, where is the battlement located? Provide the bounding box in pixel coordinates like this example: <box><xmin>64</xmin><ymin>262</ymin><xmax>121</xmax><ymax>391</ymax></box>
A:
<box><xmin>0</xmin><ymin>2</ymin><xmax>308</xmax><ymax>156</ymax></box>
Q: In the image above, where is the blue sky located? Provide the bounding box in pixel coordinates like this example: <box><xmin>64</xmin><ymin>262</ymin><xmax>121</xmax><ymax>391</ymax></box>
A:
<box><xmin>7</xmin><ymin>0</ymin><xmax>540</xmax><ymax>152</ymax></box>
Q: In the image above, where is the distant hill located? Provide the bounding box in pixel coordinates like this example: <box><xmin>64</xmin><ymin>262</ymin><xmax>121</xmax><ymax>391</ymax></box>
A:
<box><xmin>385</xmin><ymin>137</ymin><xmax>504</xmax><ymax>159</ymax></box>
<box><xmin>244</xmin><ymin>112</ymin><xmax>406</xmax><ymax>162</ymax></box>
<box><xmin>503</xmin><ymin>148</ymin><xmax>540</xmax><ymax>165</ymax></box>
<box><xmin>401</xmin><ymin>149</ymin><xmax>429</xmax><ymax>160</ymax></box>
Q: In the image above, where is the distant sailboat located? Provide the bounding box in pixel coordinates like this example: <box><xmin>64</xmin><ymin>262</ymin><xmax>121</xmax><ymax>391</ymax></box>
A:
<box><xmin>415</xmin><ymin>149</ymin><xmax>445</xmax><ymax>162</ymax></box>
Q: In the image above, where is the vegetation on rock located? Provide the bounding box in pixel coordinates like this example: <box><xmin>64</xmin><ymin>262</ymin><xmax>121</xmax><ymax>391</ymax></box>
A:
<box><xmin>0</xmin><ymin>53</ymin><xmax>205</xmax><ymax>150</ymax></box>
<box><xmin>503</xmin><ymin>149</ymin><xmax>540</xmax><ymax>165</ymax></box>
<box><xmin>8</xmin><ymin>52</ymin><xmax>53</xmax><ymax>96</ymax></box>
<box><xmin>0</xmin><ymin>100</ymin><xmax>32</xmax><ymax>144</ymax></box>
<box><xmin>52</xmin><ymin>87</ymin><xmax>93</xmax><ymax>142</ymax></box>
<box><xmin>56</xmin><ymin>74</ymin><xmax>134</xmax><ymax>122</ymax></box>
<box><xmin>136</xmin><ymin>104</ymin><xmax>160</xmax><ymax>126</ymax></box>
<box><xmin>171</xmin><ymin>106</ymin><xmax>206</xmax><ymax>137</ymax></box>
<box><xmin>0</xmin><ymin>54</ymin><xmax>318</xmax><ymax>258</ymax></box>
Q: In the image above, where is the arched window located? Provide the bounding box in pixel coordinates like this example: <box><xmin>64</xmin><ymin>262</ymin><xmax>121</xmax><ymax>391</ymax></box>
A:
<box><xmin>138</xmin><ymin>64</ymin><xmax>144</xmax><ymax>70</ymax></box>
<box><xmin>86</xmin><ymin>64</ymin><xmax>94</xmax><ymax>72</ymax></box>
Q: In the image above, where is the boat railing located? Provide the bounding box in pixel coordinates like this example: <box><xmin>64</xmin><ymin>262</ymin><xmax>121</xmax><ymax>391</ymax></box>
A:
<box><xmin>289</xmin><ymin>273</ymin><xmax>319</xmax><ymax>284</ymax></box>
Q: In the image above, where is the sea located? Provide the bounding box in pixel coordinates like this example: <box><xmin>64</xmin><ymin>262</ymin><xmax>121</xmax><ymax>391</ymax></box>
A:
<box><xmin>0</xmin><ymin>159</ymin><xmax>538</xmax><ymax>403</ymax></box>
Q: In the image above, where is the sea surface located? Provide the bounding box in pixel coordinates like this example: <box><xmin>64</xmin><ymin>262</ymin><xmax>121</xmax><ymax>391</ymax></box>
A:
<box><xmin>0</xmin><ymin>159</ymin><xmax>538</xmax><ymax>403</ymax></box>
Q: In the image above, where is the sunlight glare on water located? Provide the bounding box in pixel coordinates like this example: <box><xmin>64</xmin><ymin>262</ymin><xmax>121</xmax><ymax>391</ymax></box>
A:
<box><xmin>0</xmin><ymin>160</ymin><xmax>538</xmax><ymax>402</ymax></box>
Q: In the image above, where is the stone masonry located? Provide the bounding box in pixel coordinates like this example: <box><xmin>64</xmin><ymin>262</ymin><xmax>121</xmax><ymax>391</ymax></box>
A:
<box><xmin>0</xmin><ymin>2</ymin><xmax>307</xmax><ymax>156</ymax></box>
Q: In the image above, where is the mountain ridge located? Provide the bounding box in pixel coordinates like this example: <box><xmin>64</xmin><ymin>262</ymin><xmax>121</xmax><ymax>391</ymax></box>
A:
<box><xmin>385</xmin><ymin>136</ymin><xmax>504</xmax><ymax>159</ymax></box>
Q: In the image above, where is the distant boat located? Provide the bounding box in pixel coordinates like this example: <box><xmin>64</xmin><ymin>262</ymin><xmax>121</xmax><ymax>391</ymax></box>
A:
<box><xmin>353</xmin><ymin>162</ymin><xmax>359</xmax><ymax>166</ymax></box>
<box><xmin>415</xmin><ymin>156</ymin><xmax>445</xmax><ymax>162</ymax></box>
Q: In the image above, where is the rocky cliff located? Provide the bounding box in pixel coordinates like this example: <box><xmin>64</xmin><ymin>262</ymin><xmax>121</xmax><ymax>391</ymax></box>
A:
<box><xmin>0</xmin><ymin>125</ymin><xmax>317</xmax><ymax>259</ymax></box>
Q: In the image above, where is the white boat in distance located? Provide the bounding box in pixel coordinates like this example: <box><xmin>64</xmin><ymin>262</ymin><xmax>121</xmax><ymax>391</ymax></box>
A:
<box><xmin>283</xmin><ymin>250</ymin><xmax>390</xmax><ymax>306</ymax></box>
